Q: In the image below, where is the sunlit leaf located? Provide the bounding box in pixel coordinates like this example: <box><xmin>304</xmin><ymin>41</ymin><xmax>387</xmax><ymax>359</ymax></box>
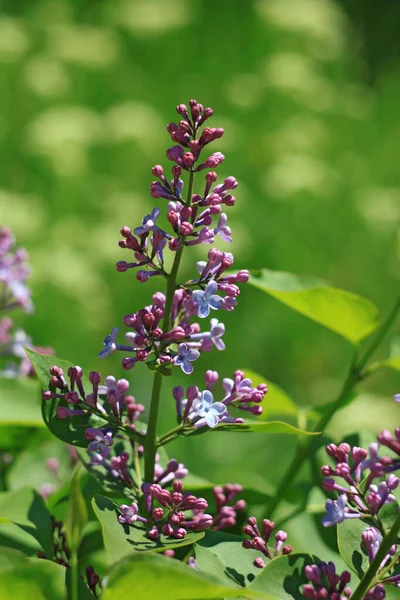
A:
<box><xmin>248</xmin><ymin>553</ymin><xmax>321</xmax><ymax>599</ymax></box>
<box><xmin>248</xmin><ymin>270</ymin><xmax>379</xmax><ymax>345</ymax></box>
<box><xmin>0</xmin><ymin>488</ymin><xmax>53</xmax><ymax>558</ymax></box>
<box><xmin>242</xmin><ymin>370</ymin><xmax>298</xmax><ymax>418</ymax></box>
<box><xmin>26</xmin><ymin>348</ymin><xmax>109</xmax><ymax>447</ymax></box>
<box><xmin>101</xmin><ymin>551</ymin><xmax>270</xmax><ymax>599</ymax></box>
<box><xmin>337</xmin><ymin>519</ymin><xmax>369</xmax><ymax>578</ymax></box>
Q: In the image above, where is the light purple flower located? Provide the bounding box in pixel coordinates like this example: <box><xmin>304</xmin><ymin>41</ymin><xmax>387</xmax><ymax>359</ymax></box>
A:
<box><xmin>118</xmin><ymin>502</ymin><xmax>139</xmax><ymax>524</ymax></box>
<box><xmin>321</xmin><ymin>494</ymin><xmax>360</xmax><ymax>527</ymax></box>
<box><xmin>99</xmin><ymin>328</ymin><xmax>118</xmax><ymax>358</ymax></box>
<box><xmin>192</xmin><ymin>280</ymin><xmax>223</xmax><ymax>318</ymax></box>
<box><xmin>214</xmin><ymin>213</ymin><xmax>232</xmax><ymax>243</ymax></box>
<box><xmin>395</xmin><ymin>394</ymin><xmax>400</xmax><ymax>403</ymax></box>
<box><xmin>88</xmin><ymin>430</ymin><xmax>113</xmax><ymax>458</ymax></box>
<box><xmin>134</xmin><ymin>208</ymin><xmax>160</xmax><ymax>235</ymax></box>
<box><xmin>189</xmin><ymin>318</ymin><xmax>225</xmax><ymax>351</ymax></box>
<box><xmin>174</xmin><ymin>343</ymin><xmax>200</xmax><ymax>375</ymax></box>
<box><xmin>194</xmin><ymin>390</ymin><xmax>227</xmax><ymax>428</ymax></box>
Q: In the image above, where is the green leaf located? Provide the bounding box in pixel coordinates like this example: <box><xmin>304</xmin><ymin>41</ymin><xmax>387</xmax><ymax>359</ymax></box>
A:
<box><xmin>101</xmin><ymin>551</ymin><xmax>269</xmax><ymax>599</ymax></box>
<box><xmin>337</xmin><ymin>519</ymin><xmax>369</xmax><ymax>578</ymax></box>
<box><xmin>366</xmin><ymin>356</ymin><xmax>400</xmax><ymax>374</ymax></box>
<box><xmin>0</xmin><ymin>378</ymin><xmax>48</xmax><ymax>448</ymax></box>
<box><xmin>25</xmin><ymin>348</ymin><xmax>109</xmax><ymax>447</ymax></box>
<box><xmin>193</xmin><ymin>421</ymin><xmax>318</xmax><ymax>436</ymax></box>
<box><xmin>248</xmin><ymin>270</ymin><xmax>380</xmax><ymax>345</ymax></box>
<box><xmin>65</xmin><ymin>465</ymin><xmax>88</xmax><ymax>552</ymax></box>
<box><xmin>242</xmin><ymin>370</ymin><xmax>298</xmax><ymax>419</ymax></box>
<box><xmin>0</xmin><ymin>559</ymin><xmax>67</xmax><ymax>600</ymax></box>
<box><xmin>7</xmin><ymin>439</ymin><xmax>71</xmax><ymax>493</ymax></box>
<box><xmin>195</xmin><ymin>530</ymin><xmax>261</xmax><ymax>587</ymax></box>
<box><xmin>92</xmin><ymin>494</ymin><xmax>206</xmax><ymax>563</ymax></box>
<box><xmin>0</xmin><ymin>487</ymin><xmax>53</xmax><ymax>558</ymax></box>
<box><xmin>0</xmin><ymin>546</ymin><xmax>27</xmax><ymax>570</ymax></box>
<box><xmin>248</xmin><ymin>553</ymin><xmax>320</xmax><ymax>599</ymax></box>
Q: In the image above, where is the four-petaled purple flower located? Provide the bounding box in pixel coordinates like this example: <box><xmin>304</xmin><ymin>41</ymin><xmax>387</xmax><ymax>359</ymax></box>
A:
<box><xmin>174</xmin><ymin>343</ymin><xmax>200</xmax><ymax>375</ymax></box>
<box><xmin>194</xmin><ymin>390</ymin><xmax>227</xmax><ymax>428</ymax></box>
<box><xmin>99</xmin><ymin>328</ymin><xmax>118</xmax><ymax>359</ymax></box>
<box><xmin>134</xmin><ymin>208</ymin><xmax>160</xmax><ymax>235</ymax></box>
<box><xmin>214</xmin><ymin>213</ymin><xmax>232</xmax><ymax>243</ymax></box>
<box><xmin>88</xmin><ymin>430</ymin><xmax>114</xmax><ymax>458</ymax></box>
<box><xmin>192</xmin><ymin>280</ymin><xmax>223</xmax><ymax>318</ymax></box>
<box><xmin>322</xmin><ymin>494</ymin><xmax>360</xmax><ymax>527</ymax></box>
<box><xmin>118</xmin><ymin>502</ymin><xmax>139</xmax><ymax>524</ymax></box>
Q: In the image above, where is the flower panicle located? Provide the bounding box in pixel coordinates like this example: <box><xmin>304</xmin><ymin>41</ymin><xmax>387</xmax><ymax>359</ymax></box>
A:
<box><xmin>242</xmin><ymin>516</ymin><xmax>292</xmax><ymax>569</ymax></box>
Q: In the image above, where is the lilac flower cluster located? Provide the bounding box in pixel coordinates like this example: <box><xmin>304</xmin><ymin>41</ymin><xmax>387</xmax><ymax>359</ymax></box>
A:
<box><xmin>242</xmin><ymin>517</ymin><xmax>292</xmax><ymax>568</ymax></box>
<box><xmin>99</xmin><ymin>99</ymin><xmax>251</xmax><ymax>377</ymax></box>
<box><xmin>303</xmin><ymin>563</ymin><xmax>352</xmax><ymax>599</ymax></box>
<box><xmin>0</xmin><ymin>227</ymin><xmax>52</xmax><ymax>378</ymax></box>
<box><xmin>173</xmin><ymin>369</ymin><xmax>267</xmax><ymax>430</ymax></box>
<box><xmin>321</xmin><ymin>427</ymin><xmax>400</xmax><ymax>528</ymax></box>
<box><xmin>211</xmin><ymin>484</ymin><xmax>246</xmax><ymax>530</ymax></box>
<box><xmin>303</xmin><ymin>562</ymin><xmax>388</xmax><ymax>600</ymax></box>
<box><xmin>119</xmin><ymin>480</ymin><xmax>212</xmax><ymax>540</ymax></box>
<box><xmin>0</xmin><ymin>227</ymin><xmax>33</xmax><ymax>313</ymax></box>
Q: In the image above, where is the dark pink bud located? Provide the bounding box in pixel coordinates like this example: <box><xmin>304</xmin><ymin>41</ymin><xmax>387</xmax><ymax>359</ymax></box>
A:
<box><xmin>152</xmin><ymin>165</ymin><xmax>164</xmax><ymax>177</ymax></box>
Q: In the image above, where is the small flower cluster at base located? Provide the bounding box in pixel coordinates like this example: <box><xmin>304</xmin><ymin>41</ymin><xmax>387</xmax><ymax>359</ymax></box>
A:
<box><xmin>211</xmin><ymin>484</ymin><xmax>246</xmax><ymax>529</ymax></box>
<box><xmin>42</xmin><ymin>366</ymin><xmax>136</xmax><ymax>424</ymax></box>
<box><xmin>321</xmin><ymin>440</ymin><xmax>399</xmax><ymax>527</ymax></box>
<box><xmin>174</xmin><ymin>370</ymin><xmax>267</xmax><ymax>429</ymax></box>
<box><xmin>362</xmin><ymin>526</ymin><xmax>397</xmax><ymax>584</ymax></box>
<box><xmin>242</xmin><ymin>517</ymin><xmax>292</xmax><ymax>568</ymax></box>
<box><xmin>118</xmin><ymin>480</ymin><xmax>212</xmax><ymax>540</ymax></box>
<box><xmin>303</xmin><ymin>563</ymin><xmax>352</xmax><ymax>599</ymax></box>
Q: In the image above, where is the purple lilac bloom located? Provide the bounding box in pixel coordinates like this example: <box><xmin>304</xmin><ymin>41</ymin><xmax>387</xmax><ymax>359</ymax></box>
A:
<box><xmin>189</xmin><ymin>318</ymin><xmax>225</xmax><ymax>351</ymax></box>
<box><xmin>193</xmin><ymin>390</ymin><xmax>227</xmax><ymax>428</ymax></box>
<box><xmin>87</xmin><ymin>429</ymin><xmax>114</xmax><ymax>458</ymax></box>
<box><xmin>118</xmin><ymin>502</ymin><xmax>140</xmax><ymax>524</ymax></box>
<box><xmin>134</xmin><ymin>208</ymin><xmax>161</xmax><ymax>235</ymax></box>
<box><xmin>321</xmin><ymin>495</ymin><xmax>360</xmax><ymax>527</ymax></box>
<box><xmin>192</xmin><ymin>280</ymin><xmax>224</xmax><ymax>318</ymax></box>
<box><xmin>174</xmin><ymin>343</ymin><xmax>200</xmax><ymax>375</ymax></box>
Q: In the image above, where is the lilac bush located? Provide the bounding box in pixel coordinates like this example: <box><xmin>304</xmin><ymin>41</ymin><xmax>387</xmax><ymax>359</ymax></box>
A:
<box><xmin>2</xmin><ymin>100</ymin><xmax>399</xmax><ymax>599</ymax></box>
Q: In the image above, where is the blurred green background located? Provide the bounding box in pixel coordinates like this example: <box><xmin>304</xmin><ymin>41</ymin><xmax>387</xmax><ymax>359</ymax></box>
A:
<box><xmin>1</xmin><ymin>0</ymin><xmax>400</xmax><ymax>542</ymax></box>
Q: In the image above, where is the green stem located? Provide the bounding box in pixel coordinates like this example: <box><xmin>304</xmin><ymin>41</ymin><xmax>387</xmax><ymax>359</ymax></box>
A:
<box><xmin>265</xmin><ymin>292</ymin><xmax>400</xmax><ymax>519</ymax></box>
<box><xmin>143</xmin><ymin>168</ymin><xmax>196</xmax><ymax>487</ymax></box>
<box><xmin>70</xmin><ymin>550</ymin><xmax>78</xmax><ymax>600</ymax></box>
<box><xmin>157</xmin><ymin>424</ymin><xmax>185</xmax><ymax>447</ymax></box>
<box><xmin>351</xmin><ymin>513</ymin><xmax>400</xmax><ymax>600</ymax></box>
<box><xmin>374</xmin><ymin>553</ymin><xmax>400</xmax><ymax>584</ymax></box>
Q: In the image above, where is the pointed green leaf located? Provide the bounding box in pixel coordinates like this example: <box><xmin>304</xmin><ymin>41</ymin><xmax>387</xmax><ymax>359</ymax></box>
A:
<box><xmin>208</xmin><ymin>421</ymin><xmax>317</xmax><ymax>435</ymax></box>
<box><xmin>92</xmin><ymin>495</ymin><xmax>205</xmax><ymax>562</ymax></box>
<box><xmin>248</xmin><ymin>270</ymin><xmax>379</xmax><ymax>344</ymax></box>
<box><xmin>0</xmin><ymin>488</ymin><xmax>53</xmax><ymax>558</ymax></box>
<box><xmin>25</xmin><ymin>348</ymin><xmax>109</xmax><ymax>447</ymax></box>
<box><xmin>337</xmin><ymin>519</ymin><xmax>369</xmax><ymax>578</ymax></box>
<box><xmin>242</xmin><ymin>370</ymin><xmax>298</xmax><ymax>418</ymax></box>
<box><xmin>248</xmin><ymin>553</ymin><xmax>320</xmax><ymax>599</ymax></box>
<box><xmin>0</xmin><ymin>559</ymin><xmax>67</xmax><ymax>600</ymax></box>
<box><xmin>195</xmin><ymin>530</ymin><xmax>261</xmax><ymax>587</ymax></box>
<box><xmin>101</xmin><ymin>551</ymin><xmax>270</xmax><ymax>599</ymax></box>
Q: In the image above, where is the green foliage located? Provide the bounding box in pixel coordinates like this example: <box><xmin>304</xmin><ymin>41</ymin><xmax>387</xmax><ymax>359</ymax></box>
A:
<box><xmin>0</xmin><ymin>559</ymin><xmax>67</xmax><ymax>600</ymax></box>
<box><xmin>337</xmin><ymin>519</ymin><xmax>369</xmax><ymax>578</ymax></box>
<box><xmin>26</xmin><ymin>348</ymin><xmax>110</xmax><ymax>446</ymax></box>
<box><xmin>195</xmin><ymin>530</ymin><xmax>261</xmax><ymax>587</ymax></box>
<box><xmin>92</xmin><ymin>495</ymin><xmax>205</xmax><ymax>562</ymax></box>
<box><xmin>248</xmin><ymin>554</ymin><xmax>321</xmax><ymax>599</ymax></box>
<box><xmin>248</xmin><ymin>270</ymin><xmax>380</xmax><ymax>345</ymax></box>
<box><xmin>101</xmin><ymin>551</ymin><xmax>269</xmax><ymax>600</ymax></box>
<box><xmin>0</xmin><ymin>487</ymin><xmax>53</xmax><ymax>558</ymax></box>
<box><xmin>0</xmin><ymin>377</ymin><xmax>45</xmax><ymax>448</ymax></box>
